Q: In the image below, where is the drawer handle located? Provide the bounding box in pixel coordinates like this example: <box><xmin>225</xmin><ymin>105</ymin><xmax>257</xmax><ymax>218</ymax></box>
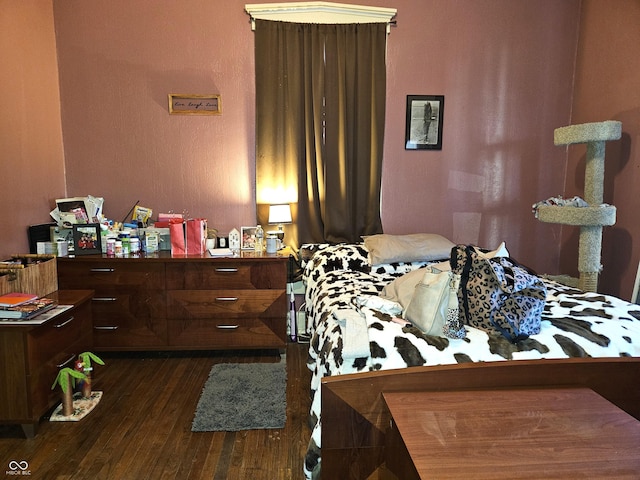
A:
<box><xmin>215</xmin><ymin>297</ymin><xmax>239</xmax><ymax>302</ymax></box>
<box><xmin>54</xmin><ymin>316</ymin><xmax>74</xmax><ymax>328</ymax></box>
<box><xmin>92</xmin><ymin>297</ymin><xmax>117</xmax><ymax>302</ymax></box>
<box><xmin>215</xmin><ymin>268</ymin><xmax>238</xmax><ymax>273</ymax></box>
<box><xmin>56</xmin><ymin>354</ymin><xmax>76</xmax><ymax>368</ymax></box>
<box><xmin>94</xmin><ymin>326</ymin><xmax>119</xmax><ymax>330</ymax></box>
<box><xmin>90</xmin><ymin>268</ymin><xmax>115</xmax><ymax>272</ymax></box>
<box><xmin>216</xmin><ymin>324</ymin><xmax>239</xmax><ymax>330</ymax></box>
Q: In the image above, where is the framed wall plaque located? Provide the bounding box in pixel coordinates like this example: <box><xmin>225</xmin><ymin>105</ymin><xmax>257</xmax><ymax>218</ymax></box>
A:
<box><xmin>168</xmin><ymin>94</ymin><xmax>222</xmax><ymax>115</ymax></box>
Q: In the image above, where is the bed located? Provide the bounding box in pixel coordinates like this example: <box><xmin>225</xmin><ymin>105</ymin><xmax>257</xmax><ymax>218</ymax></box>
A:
<box><xmin>300</xmin><ymin>236</ymin><xmax>640</xmax><ymax>480</ymax></box>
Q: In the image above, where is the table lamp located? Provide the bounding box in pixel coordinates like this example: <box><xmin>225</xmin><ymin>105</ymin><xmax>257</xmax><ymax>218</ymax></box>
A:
<box><xmin>267</xmin><ymin>204</ymin><xmax>292</xmax><ymax>244</ymax></box>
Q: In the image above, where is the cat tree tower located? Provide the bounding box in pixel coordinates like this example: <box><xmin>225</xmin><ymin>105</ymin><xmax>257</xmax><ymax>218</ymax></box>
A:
<box><xmin>535</xmin><ymin>120</ymin><xmax>622</xmax><ymax>292</ymax></box>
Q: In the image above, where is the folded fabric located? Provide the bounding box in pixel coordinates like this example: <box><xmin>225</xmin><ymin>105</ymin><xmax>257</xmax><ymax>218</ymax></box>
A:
<box><xmin>353</xmin><ymin>295</ymin><xmax>403</xmax><ymax>316</ymax></box>
<box><xmin>333</xmin><ymin>309</ymin><xmax>370</xmax><ymax>359</ymax></box>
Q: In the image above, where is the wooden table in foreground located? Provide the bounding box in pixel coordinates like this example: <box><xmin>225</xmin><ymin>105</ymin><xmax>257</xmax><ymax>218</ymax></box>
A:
<box><xmin>383</xmin><ymin>388</ymin><xmax>640</xmax><ymax>479</ymax></box>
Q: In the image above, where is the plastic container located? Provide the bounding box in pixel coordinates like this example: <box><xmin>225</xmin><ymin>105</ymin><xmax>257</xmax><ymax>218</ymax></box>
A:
<box><xmin>106</xmin><ymin>238</ymin><xmax>116</xmax><ymax>256</ymax></box>
<box><xmin>145</xmin><ymin>230</ymin><xmax>159</xmax><ymax>254</ymax></box>
<box><xmin>130</xmin><ymin>237</ymin><xmax>140</xmax><ymax>255</ymax></box>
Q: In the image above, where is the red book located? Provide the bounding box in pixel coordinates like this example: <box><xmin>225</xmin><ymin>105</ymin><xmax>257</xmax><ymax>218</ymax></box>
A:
<box><xmin>0</xmin><ymin>292</ymin><xmax>39</xmax><ymax>308</ymax></box>
<box><xmin>0</xmin><ymin>297</ymin><xmax>57</xmax><ymax>319</ymax></box>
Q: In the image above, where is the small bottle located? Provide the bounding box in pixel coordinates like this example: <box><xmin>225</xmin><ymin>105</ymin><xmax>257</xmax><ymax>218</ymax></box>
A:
<box><xmin>106</xmin><ymin>238</ymin><xmax>116</xmax><ymax>256</ymax></box>
<box><xmin>130</xmin><ymin>237</ymin><xmax>140</xmax><ymax>255</ymax></box>
<box><xmin>119</xmin><ymin>231</ymin><xmax>131</xmax><ymax>256</ymax></box>
<box><xmin>255</xmin><ymin>224</ymin><xmax>264</xmax><ymax>252</ymax></box>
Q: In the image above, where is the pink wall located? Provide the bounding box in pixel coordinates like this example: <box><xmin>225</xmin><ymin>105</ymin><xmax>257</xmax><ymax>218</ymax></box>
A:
<box><xmin>10</xmin><ymin>1</ymin><xmax>637</xmax><ymax>298</ymax></box>
<box><xmin>0</xmin><ymin>0</ymin><xmax>66</xmax><ymax>257</ymax></box>
<box><xmin>52</xmin><ymin>0</ymin><xmax>257</xmax><ymax>234</ymax></box>
<box><xmin>49</xmin><ymin>0</ymin><xmax>580</xmax><ymax>274</ymax></box>
<box><xmin>563</xmin><ymin>0</ymin><xmax>640</xmax><ymax>299</ymax></box>
<box><xmin>381</xmin><ymin>0</ymin><xmax>579</xmax><ymax>276</ymax></box>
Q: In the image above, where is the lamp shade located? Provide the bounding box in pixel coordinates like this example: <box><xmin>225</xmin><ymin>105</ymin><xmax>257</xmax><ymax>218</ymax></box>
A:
<box><xmin>268</xmin><ymin>204</ymin><xmax>292</xmax><ymax>225</ymax></box>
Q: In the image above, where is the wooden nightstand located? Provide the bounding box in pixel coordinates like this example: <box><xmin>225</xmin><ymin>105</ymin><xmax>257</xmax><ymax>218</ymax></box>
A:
<box><xmin>383</xmin><ymin>388</ymin><xmax>640</xmax><ymax>479</ymax></box>
<box><xmin>0</xmin><ymin>290</ymin><xmax>93</xmax><ymax>437</ymax></box>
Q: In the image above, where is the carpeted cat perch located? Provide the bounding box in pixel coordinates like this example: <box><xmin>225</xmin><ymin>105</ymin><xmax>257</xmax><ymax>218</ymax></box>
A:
<box><xmin>534</xmin><ymin>120</ymin><xmax>622</xmax><ymax>292</ymax></box>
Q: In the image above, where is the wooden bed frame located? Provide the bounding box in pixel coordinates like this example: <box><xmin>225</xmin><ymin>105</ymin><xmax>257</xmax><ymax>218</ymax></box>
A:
<box><xmin>320</xmin><ymin>357</ymin><xmax>640</xmax><ymax>479</ymax></box>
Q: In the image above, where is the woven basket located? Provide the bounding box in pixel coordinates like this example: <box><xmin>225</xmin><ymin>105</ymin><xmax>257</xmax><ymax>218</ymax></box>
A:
<box><xmin>0</xmin><ymin>255</ymin><xmax>58</xmax><ymax>297</ymax></box>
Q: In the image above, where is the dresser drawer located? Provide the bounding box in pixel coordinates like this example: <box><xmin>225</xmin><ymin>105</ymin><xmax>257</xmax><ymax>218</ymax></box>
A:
<box><xmin>91</xmin><ymin>291</ymin><xmax>165</xmax><ymax>323</ymax></box>
<box><xmin>57</xmin><ymin>261</ymin><xmax>165</xmax><ymax>290</ymax></box>
<box><xmin>167</xmin><ymin>317</ymin><xmax>286</xmax><ymax>348</ymax></box>
<box><xmin>27</xmin><ymin>301</ymin><xmax>91</xmax><ymax>371</ymax></box>
<box><xmin>92</xmin><ymin>296</ymin><xmax>167</xmax><ymax>349</ymax></box>
<box><xmin>166</xmin><ymin>262</ymin><xmax>286</xmax><ymax>290</ymax></box>
<box><xmin>29</xmin><ymin>333</ymin><xmax>90</xmax><ymax>418</ymax></box>
<box><xmin>166</xmin><ymin>289</ymin><xmax>286</xmax><ymax>318</ymax></box>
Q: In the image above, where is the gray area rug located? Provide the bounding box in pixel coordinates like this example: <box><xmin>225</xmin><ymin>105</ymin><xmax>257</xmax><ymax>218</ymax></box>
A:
<box><xmin>192</xmin><ymin>362</ymin><xmax>287</xmax><ymax>432</ymax></box>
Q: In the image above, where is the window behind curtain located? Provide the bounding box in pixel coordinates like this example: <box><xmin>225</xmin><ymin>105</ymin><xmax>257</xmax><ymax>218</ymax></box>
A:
<box><xmin>255</xmin><ymin>20</ymin><xmax>387</xmax><ymax>248</ymax></box>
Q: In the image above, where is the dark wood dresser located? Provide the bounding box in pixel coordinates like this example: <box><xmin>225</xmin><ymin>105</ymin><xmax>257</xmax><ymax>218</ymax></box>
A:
<box><xmin>56</xmin><ymin>251</ymin><xmax>288</xmax><ymax>351</ymax></box>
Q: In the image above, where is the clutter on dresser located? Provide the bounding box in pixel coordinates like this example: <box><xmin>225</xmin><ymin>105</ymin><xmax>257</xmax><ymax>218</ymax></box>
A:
<box><xmin>34</xmin><ymin>195</ymin><xmax>234</xmax><ymax>257</ymax></box>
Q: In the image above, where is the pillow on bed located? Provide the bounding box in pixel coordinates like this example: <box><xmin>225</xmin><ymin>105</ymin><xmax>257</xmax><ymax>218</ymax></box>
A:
<box><xmin>364</xmin><ymin>233</ymin><xmax>455</xmax><ymax>266</ymax></box>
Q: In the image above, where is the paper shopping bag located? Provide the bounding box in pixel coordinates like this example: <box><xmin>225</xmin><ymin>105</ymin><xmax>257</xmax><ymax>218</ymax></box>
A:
<box><xmin>186</xmin><ymin>218</ymin><xmax>207</xmax><ymax>255</ymax></box>
<box><xmin>169</xmin><ymin>221</ymin><xmax>186</xmax><ymax>255</ymax></box>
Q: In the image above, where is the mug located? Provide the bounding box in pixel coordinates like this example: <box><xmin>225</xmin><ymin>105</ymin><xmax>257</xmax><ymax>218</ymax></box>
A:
<box><xmin>266</xmin><ymin>235</ymin><xmax>281</xmax><ymax>253</ymax></box>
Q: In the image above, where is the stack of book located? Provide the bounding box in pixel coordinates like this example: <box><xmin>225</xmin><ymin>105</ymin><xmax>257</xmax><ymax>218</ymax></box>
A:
<box><xmin>0</xmin><ymin>292</ymin><xmax>57</xmax><ymax>320</ymax></box>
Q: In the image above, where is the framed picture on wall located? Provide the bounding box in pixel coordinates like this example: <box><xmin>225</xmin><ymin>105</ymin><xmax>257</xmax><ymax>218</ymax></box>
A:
<box><xmin>72</xmin><ymin>224</ymin><xmax>102</xmax><ymax>255</ymax></box>
<box><xmin>405</xmin><ymin>95</ymin><xmax>444</xmax><ymax>150</ymax></box>
<box><xmin>241</xmin><ymin>226</ymin><xmax>257</xmax><ymax>250</ymax></box>
<box><xmin>168</xmin><ymin>94</ymin><xmax>222</xmax><ymax>115</ymax></box>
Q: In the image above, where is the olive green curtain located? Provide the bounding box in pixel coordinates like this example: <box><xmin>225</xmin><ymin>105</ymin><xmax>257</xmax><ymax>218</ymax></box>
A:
<box><xmin>255</xmin><ymin>20</ymin><xmax>386</xmax><ymax>247</ymax></box>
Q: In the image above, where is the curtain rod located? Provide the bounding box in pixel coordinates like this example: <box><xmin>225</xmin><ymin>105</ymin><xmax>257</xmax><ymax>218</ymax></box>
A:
<box><xmin>245</xmin><ymin>2</ymin><xmax>397</xmax><ymax>33</ymax></box>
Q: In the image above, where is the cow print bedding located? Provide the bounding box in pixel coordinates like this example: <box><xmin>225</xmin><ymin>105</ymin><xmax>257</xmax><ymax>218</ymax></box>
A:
<box><xmin>301</xmin><ymin>243</ymin><xmax>640</xmax><ymax>480</ymax></box>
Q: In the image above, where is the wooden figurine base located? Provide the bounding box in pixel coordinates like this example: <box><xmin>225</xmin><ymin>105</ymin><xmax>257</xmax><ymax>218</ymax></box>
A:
<box><xmin>50</xmin><ymin>391</ymin><xmax>102</xmax><ymax>422</ymax></box>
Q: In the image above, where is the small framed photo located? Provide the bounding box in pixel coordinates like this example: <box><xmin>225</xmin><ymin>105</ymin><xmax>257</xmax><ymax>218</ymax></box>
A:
<box><xmin>241</xmin><ymin>226</ymin><xmax>257</xmax><ymax>250</ymax></box>
<box><xmin>72</xmin><ymin>224</ymin><xmax>102</xmax><ymax>255</ymax></box>
<box><xmin>405</xmin><ymin>95</ymin><xmax>444</xmax><ymax>150</ymax></box>
<box><xmin>168</xmin><ymin>94</ymin><xmax>221</xmax><ymax>115</ymax></box>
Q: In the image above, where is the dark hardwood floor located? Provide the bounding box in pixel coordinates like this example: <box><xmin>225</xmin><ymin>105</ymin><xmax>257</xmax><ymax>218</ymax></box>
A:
<box><xmin>0</xmin><ymin>343</ymin><xmax>312</xmax><ymax>480</ymax></box>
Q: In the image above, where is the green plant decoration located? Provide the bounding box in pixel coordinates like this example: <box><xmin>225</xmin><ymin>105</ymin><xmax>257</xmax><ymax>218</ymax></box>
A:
<box><xmin>51</xmin><ymin>367</ymin><xmax>87</xmax><ymax>416</ymax></box>
<box><xmin>51</xmin><ymin>367</ymin><xmax>86</xmax><ymax>393</ymax></box>
<box><xmin>77</xmin><ymin>352</ymin><xmax>105</xmax><ymax>399</ymax></box>
<box><xmin>78</xmin><ymin>351</ymin><xmax>105</xmax><ymax>372</ymax></box>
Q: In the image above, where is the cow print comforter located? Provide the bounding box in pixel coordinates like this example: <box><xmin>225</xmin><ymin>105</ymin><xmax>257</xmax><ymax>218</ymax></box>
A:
<box><xmin>301</xmin><ymin>243</ymin><xmax>640</xmax><ymax>480</ymax></box>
